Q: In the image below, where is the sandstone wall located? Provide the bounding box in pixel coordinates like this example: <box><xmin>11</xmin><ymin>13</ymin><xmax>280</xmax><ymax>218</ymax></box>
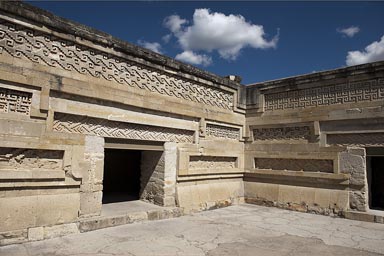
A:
<box><xmin>0</xmin><ymin>2</ymin><xmax>245</xmax><ymax>243</ymax></box>
<box><xmin>245</xmin><ymin>62</ymin><xmax>384</xmax><ymax>216</ymax></box>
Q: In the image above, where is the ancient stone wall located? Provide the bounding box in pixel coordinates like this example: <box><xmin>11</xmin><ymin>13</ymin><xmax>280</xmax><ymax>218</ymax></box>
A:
<box><xmin>245</xmin><ymin>61</ymin><xmax>384</xmax><ymax>216</ymax></box>
<box><xmin>0</xmin><ymin>2</ymin><xmax>245</xmax><ymax>244</ymax></box>
<box><xmin>0</xmin><ymin>1</ymin><xmax>383</xmax><ymax>247</ymax></box>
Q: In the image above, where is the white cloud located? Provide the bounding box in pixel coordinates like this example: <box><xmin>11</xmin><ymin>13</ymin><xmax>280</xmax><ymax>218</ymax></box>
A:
<box><xmin>175</xmin><ymin>51</ymin><xmax>212</xmax><ymax>66</ymax></box>
<box><xmin>164</xmin><ymin>9</ymin><xmax>278</xmax><ymax>61</ymax></box>
<box><xmin>137</xmin><ymin>40</ymin><xmax>163</xmax><ymax>54</ymax></box>
<box><xmin>346</xmin><ymin>35</ymin><xmax>384</xmax><ymax>66</ymax></box>
<box><xmin>162</xmin><ymin>34</ymin><xmax>172</xmax><ymax>44</ymax></box>
<box><xmin>337</xmin><ymin>26</ymin><xmax>360</xmax><ymax>38</ymax></box>
<box><xmin>163</xmin><ymin>15</ymin><xmax>188</xmax><ymax>33</ymax></box>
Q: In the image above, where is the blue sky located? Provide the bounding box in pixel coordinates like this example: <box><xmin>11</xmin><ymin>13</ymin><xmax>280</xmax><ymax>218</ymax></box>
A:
<box><xmin>29</xmin><ymin>1</ymin><xmax>384</xmax><ymax>84</ymax></box>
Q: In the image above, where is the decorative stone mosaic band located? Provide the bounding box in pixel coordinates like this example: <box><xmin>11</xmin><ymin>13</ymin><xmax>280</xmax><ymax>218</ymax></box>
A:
<box><xmin>0</xmin><ymin>87</ymin><xmax>32</xmax><ymax>116</ymax></box>
<box><xmin>253</xmin><ymin>126</ymin><xmax>310</xmax><ymax>141</ymax></box>
<box><xmin>53</xmin><ymin>113</ymin><xmax>194</xmax><ymax>143</ymax></box>
<box><xmin>327</xmin><ymin>133</ymin><xmax>384</xmax><ymax>147</ymax></box>
<box><xmin>189</xmin><ymin>156</ymin><xmax>237</xmax><ymax>169</ymax></box>
<box><xmin>254</xmin><ymin>158</ymin><xmax>333</xmax><ymax>173</ymax></box>
<box><xmin>206</xmin><ymin>123</ymin><xmax>240</xmax><ymax>140</ymax></box>
<box><xmin>0</xmin><ymin>21</ymin><xmax>234</xmax><ymax>110</ymax></box>
<box><xmin>264</xmin><ymin>78</ymin><xmax>384</xmax><ymax>111</ymax></box>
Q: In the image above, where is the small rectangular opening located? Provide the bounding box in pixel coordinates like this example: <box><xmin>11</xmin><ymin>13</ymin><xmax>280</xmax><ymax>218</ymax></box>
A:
<box><xmin>367</xmin><ymin>148</ymin><xmax>384</xmax><ymax>210</ymax></box>
<box><xmin>102</xmin><ymin>149</ymin><xmax>142</xmax><ymax>204</ymax></box>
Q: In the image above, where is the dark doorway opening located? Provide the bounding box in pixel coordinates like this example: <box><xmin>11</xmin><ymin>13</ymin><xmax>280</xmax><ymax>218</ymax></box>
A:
<box><xmin>102</xmin><ymin>149</ymin><xmax>142</xmax><ymax>204</ymax></box>
<box><xmin>368</xmin><ymin>156</ymin><xmax>384</xmax><ymax>210</ymax></box>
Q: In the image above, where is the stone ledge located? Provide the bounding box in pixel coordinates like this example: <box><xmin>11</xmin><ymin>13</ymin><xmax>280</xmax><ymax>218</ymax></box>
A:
<box><xmin>344</xmin><ymin>210</ymin><xmax>384</xmax><ymax>224</ymax></box>
<box><xmin>177</xmin><ymin>173</ymin><xmax>244</xmax><ymax>182</ymax></box>
<box><xmin>244</xmin><ymin>169</ymin><xmax>349</xmax><ymax>189</ymax></box>
<box><xmin>0</xmin><ymin>170</ymin><xmax>65</xmax><ymax>180</ymax></box>
<box><xmin>78</xmin><ymin>207</ymin><xmax>184</xmax><ymax>233</ymax></box>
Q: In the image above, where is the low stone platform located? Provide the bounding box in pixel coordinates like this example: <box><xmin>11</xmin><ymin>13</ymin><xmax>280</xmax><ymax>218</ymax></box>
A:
<box><xmin>79</xmin><ymin>201</ymin><xmax>184</xmax><ymax>232</ymax></box>
<box><xmin>0</xmin><ymin>200</ymin><xmax>184</xmax><ymax>246</ymax></box>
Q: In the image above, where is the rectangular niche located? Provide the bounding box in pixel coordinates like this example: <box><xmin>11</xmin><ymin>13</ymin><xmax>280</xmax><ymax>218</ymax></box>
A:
<box><xmin>254</xmin><ymin>158</ymin><xmax>333</xmax><ymax>173</ymax></box>
<box><xmin>0</xmin><ymin>148</ymin><xmax>64</xmax><ymax>171</ymax></box>
<box><xmin>0</xmin><ymin>87</ymin><xmax>32</xmax><ymax>116</ymax></box>
<box><xmin>189</xmin><ymin>156</ymin><xmax>237</xmax><ymax>170</ymax></box>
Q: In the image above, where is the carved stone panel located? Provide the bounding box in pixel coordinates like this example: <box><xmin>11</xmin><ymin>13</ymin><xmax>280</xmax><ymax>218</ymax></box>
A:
<box><xmin>206</xmin><ymin>123</ymin><xmax>240</xmax><ymax>140</ymax></box>
<box><xmin>53</xmin><ymin>113</ymin><xmax>194</xmax><ymax>143</ymax></box>
<box><xmin>0</xmin><ymin>21</ymin><xmax>234</xmax><ymax>110</ymax></box>
<box><xmin>253</xmin><ymin>126</ymin><xmax>310</xmax><ymax>141</ymax></box>
<box><xmin>0</xmin><ymin>148</ymin><xmax>63</xmax><ymax>170</ymax></box>
<box><xmin>189</xmin><ymin>156</ymin><xmax>237</xmax><ymax>169</ymax></box>
<box><xmin>327</xmin><ymin>133</ymin><xmax>384</xmax><ymax>147</ymax></box>
<box><xmin>0</xmin><ymin>87</ymin><xmax>32</xmax><ymax>116</ymax></box>
<box><xmin>264</xmin><ymin>78</ymin><xmax>384</xmax><ymax>111</ymax></box>
<box><xmin>254</xmin><ymin>158</ymin><xmax>333</xmax><ymax>173</ymax></box>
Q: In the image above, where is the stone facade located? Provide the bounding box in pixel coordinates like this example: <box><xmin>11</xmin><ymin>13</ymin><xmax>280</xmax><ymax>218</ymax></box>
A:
<box><xmin>0</xmin><ymin>1</ymin><xmax>383</xmax><ymax>246</ymax></box>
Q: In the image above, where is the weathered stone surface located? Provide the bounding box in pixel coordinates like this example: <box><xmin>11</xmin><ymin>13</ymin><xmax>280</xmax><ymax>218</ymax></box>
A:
<box><xmin>2</xmin><ymin>205</ymin><xmax>384</xmax><ymax>255</ymax></box>
<box><xmin>27</xmin><ymin>227</ymin><xmax>44</xmax><ymax>241</ymax></box>
<box><xmin>339</xmin><ymin>147</ymin><xmax>366</xmax><ymax>186</ymax></box>
<box><xmin>43</xmin><ymin>223</ymin><xmax>79</xmax><ymax>240</ymax></box>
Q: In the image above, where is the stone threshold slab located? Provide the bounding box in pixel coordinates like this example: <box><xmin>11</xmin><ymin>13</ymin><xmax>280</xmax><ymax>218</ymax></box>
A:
<box><xmin>344</xmin><ymin>210</ymin><xmax>384</xmax><ymax>224</ymax></box>
<box><xmin>77</xmin><ymin>202</ymin><xmax>184</xmax><ymax>233</ymax></box>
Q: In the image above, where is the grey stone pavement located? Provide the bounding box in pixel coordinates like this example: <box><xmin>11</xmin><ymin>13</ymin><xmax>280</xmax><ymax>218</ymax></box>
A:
<box><xmin>1</xmin><ymin>204</ymin><xmax>384</xmax><ymax>256</ymax></box>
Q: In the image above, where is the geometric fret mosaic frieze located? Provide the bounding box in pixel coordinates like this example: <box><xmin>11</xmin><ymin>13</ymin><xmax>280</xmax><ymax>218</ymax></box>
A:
<box><xmin>52</xmin><ymin>113</ymin><xmax>195</xmax><ymax>143</ymax></box>
<box><xmin>0</xmin><ymin>87</ymin><xmax>32</xmax><ymax>116</ymax></box>
<box><xmin>206</xmin><ymin>123</ymin><xmax>240</xmax><ymax>140</ymax></box>
<box><xmin>0</xmin><ymin>21</ymin><xmax>234</xmax><ymax>110</ymax></box>
<box><xmin>253</xmin><ymin>126</ymin><xmax>310</xmax><ymax>141</ymax></box>
<box><xmin>264</xmin><ymin>78</ymin><xmax>384</xmax><ymax>111</ymax></box>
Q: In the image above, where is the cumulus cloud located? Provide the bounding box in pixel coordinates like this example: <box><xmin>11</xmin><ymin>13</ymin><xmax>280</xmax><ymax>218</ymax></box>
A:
<box><xmin>337</xmin><ymin>26</ymin><xmax>360</xmax><ymax>38</ymax></box>
<box><xmin>137</xmin><ymin>40</ymin><xmax>163</xmax><ymax>54</ymax></box>
<box><xmin>164</xmin><ymin>8</ymin><xmax>278</xmax><ymax>62</ymax></box>
<box><xmin>163</xmin><ymin>15</ymin><xmax>188</xmax><ymax>33</ymax></box>
<box><xmin>175</xmin><ymin>51</ymin><xmax>212</xmax><ymax>66</ymax></box>
<box><xmin>346</xmin><ymin>35</ymin><xmax>384</xmax><ymax>66</ymax></box>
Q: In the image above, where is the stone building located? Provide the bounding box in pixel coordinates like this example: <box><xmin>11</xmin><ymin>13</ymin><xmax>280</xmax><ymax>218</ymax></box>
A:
<box><xmin>0</xmin><ymin>2</ymin><xmax>383</xmax><ymax>245</ymax></box>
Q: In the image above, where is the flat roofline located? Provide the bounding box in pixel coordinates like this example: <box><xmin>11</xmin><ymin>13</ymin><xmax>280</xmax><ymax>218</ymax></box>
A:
<box><xmin>246</xmin><ymin>60</ymin><xmax>384</xmax><ymax>88</ymax></box>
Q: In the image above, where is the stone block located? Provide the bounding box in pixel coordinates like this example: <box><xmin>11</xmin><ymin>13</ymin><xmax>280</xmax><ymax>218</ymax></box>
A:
<box><xmin>279</xmin><ymin>185</ymin><xmax>301</xmax><ymax>204</ymax></box>
<box><xmin>0</xmin><ymin>196</ymin><xmax>38</xmax><ymax>232</ymax></box>
<box><xmin>126</xmin><ymin>212</ymin><xmax>147</xmax><ymax>223</ymax></box>
<box><xmin>84</xmin><ymin>136</ymin><xmax>104</xmax><ymax>154</ymax></box>
<box><xmin>28</xmin><ymin>227</ymin><xmax>44</xmax><ymax>241</ymax></box>
<box><xmin>176</xmin><ymin>185</ymin><xmax>193</xmax><ymax>208</ymax></box>
<box><xmin>0</xmin><ymin>229</ymin><xmax>28</xmax><ymax>246</ymax></box>
<box><xmin>36</xmin><ymin>193</ymin><xmax>80</xmax><ymax>227</ymax></box>
<box><xmin>147</xmin><ymin>210</ymin><xmax>160</xmax><ymax>221</ymax></box>
<box><xmin>330</xmin><ymin>190</ymin><xmax>349</xmax><ymax>210</ymax></box>
<box><xmin>80</xmin><ymin>191</ymin><xmax>102</xmax><ymax>217</ymax></box>
<box><xmin>244</xmin><ymin>182</ymin><xmax>279</xmax><ymax>202</ymax></box>
<box><xmin>94</xmin><ymin>159</ymin><xmax>104</xmax><ymax>184</ymax></box>
<box><xmin>339</xmin><ymin>148</ymin><xmax>366</xmax><ymax>186</ymax></box>
<box><xmin>349</xmin><ymin>190</ymin><xmax>367</xmax><ymax>211</ymax></box>
<box><xmin>44</xmin><ymin>223</ymin><xmax>79</xmax><ymax>239</ymax></box>
<box><xmin>299</xmin><ymin>187</ymin><xmax>316</xmax><ymax>205</ymax></box>
<box><xmin>163</xmin><ymin>196</ymin><xmax>176</xmax><ymax>207</ymax></box>
<box><xmin>209</xmin><ymin>183</ymin><xmax>230</xmax><ymax>201</ymax></box>
<box><xmin>314</xmin><ymin>189</ymin><xmax>331</xmax><ymax>208</ymax></box>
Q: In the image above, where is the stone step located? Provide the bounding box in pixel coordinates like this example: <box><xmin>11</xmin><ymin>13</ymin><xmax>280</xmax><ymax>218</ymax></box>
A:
<box><xmin>344</xmin><ymin>210</ymin><xmax>384</xmax><ymax>224</ymax></box>
<box><xmin>78</xmin><ymin>207</ymin><xmax>184</xmax><ymax>232</ymax></box>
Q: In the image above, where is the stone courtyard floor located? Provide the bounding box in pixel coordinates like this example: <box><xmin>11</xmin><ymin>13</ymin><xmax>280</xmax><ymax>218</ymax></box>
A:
<box><xmin>1</xmin><ymin>204</ymin><xmax>384</xmax><ymax>256</ymax></box>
